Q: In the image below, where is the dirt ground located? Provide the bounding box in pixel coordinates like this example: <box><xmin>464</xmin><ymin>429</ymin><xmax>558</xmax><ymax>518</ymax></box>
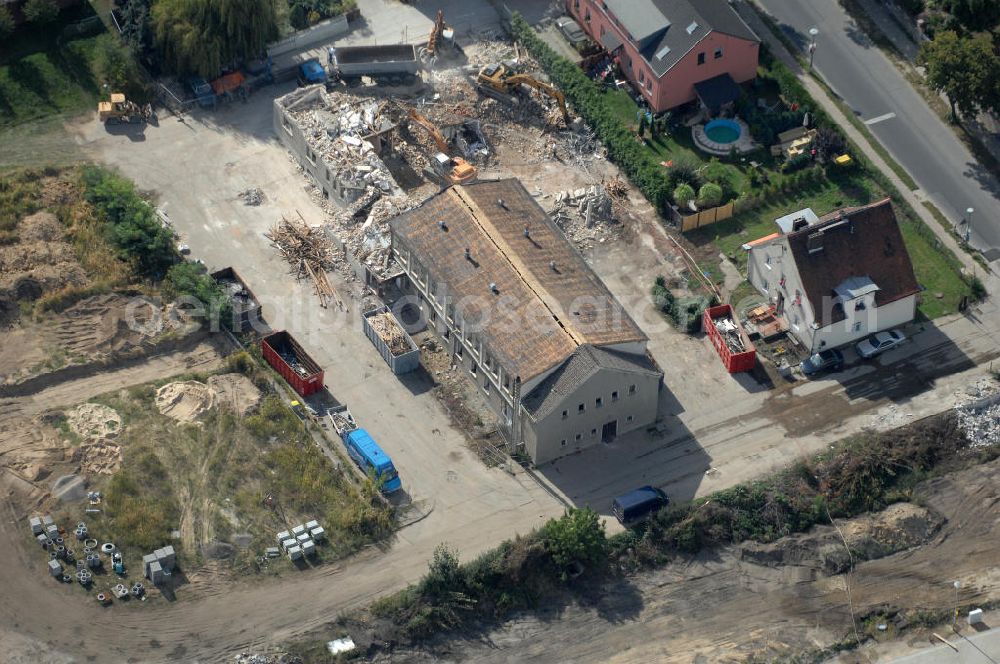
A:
<box><xmin>379</xmin><ymin>457</ymin><xmax>1000</xmax><ymax>663</ymax></box>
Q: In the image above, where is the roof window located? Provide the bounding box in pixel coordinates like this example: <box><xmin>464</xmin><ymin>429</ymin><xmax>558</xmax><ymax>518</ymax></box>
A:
<box><xmin>686</xmin><ymin>21</ymin><xmax>699</xmax><ymax>34</ymax></box>
<box><xmin>655</xmin><ymin>45</ymin><xmax>671</xmax><ymax>60</ymax></box>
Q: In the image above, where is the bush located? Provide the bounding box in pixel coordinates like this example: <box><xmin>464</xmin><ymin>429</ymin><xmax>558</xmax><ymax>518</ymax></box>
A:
<box><xmin>781</xmin><ymin>152</ymin><xmax>813</xmax><ymax>174</ymax></box>
<box><xmin>162</xmin><ymin>262</ymin><xmax>231</xmax><ymax>329</ymax></box>
<box><xmin>91</xmin><ymin>34</ymin><xmax>140</xmax><ymax>93</ymax></box>
<box><xmin>673</xmin><ymin>183</ymin><xmax>695</xmax><ymax>207</ymax></box>
<box><xmin>23</xmin><ymin>0</ymin><xmax>59</xmax><ymax>24</ymax></box>
<box><xmin>0</xmin><ymin>6</ymin><xmax>14</xmax><ymax>40</ymax></box>
<box><xmin>80</xmin><ymin>165</ymin><xmax>177</xmax><ymax>279</ymax></box>
<box><xmin>541</xmin><ymin>508</ymin><xmax>607</xmax><ymax>581</ymax></box>
<box><xmin>666</xmin><ymin>153</ymin><xmax>703</xmax><ymax>191</ymax></box>
<box><xmin>697</xmin><ymin>182</ymin><xmax>723</xmax><ymax>207</ymax></box>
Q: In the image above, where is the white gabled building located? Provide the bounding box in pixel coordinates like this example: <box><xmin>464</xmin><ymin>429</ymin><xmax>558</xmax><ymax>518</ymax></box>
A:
<box><xmin>745</xmin><ymin>199</ymin><xmax>919</xmax><ymax>353</ymax></box>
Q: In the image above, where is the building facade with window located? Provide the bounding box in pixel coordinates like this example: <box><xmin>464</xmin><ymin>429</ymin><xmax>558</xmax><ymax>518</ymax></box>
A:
<box><xmin>389</xmin><ymin>179</ymin><xmax>662</xmax><ymax>464</ymax></box>
<box><xmin>566</xmin><ymin>0</ymin><xmax>760</xmax><ymax>112</ymax></box>
<box><xmin>745</xmin><ymin>199</ymin><xmax>919</xmax><ymax>353</ymax></box>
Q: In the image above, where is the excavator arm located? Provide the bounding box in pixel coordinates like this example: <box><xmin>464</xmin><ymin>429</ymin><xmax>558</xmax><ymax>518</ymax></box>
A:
<box><xmin>507</xmin><ymin>74</ymin><xmax>570</xmax><ymax>121</ymax></box>
<box><xmin>407</xmin><ymin>108</ymin><xmax>450</xmax><ymax>153</ymax></box>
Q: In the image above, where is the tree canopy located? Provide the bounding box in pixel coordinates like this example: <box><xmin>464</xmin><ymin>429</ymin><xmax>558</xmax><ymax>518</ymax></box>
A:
<box><xmin>918</xmin><ymin>30</ymin><xmax>1000</xmax><ymax>121</ymax></box>
<box><xmin>152</xmin><ymin>0</ymin><xmax>279</xmax><ymax>77</ymax></box>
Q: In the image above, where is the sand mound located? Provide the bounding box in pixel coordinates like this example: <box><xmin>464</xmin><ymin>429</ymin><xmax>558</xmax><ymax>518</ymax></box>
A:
<box><xmin>67</xmin><ymin>403</ymin><xmax>122</xmax><ymax>441</ymax></box>
<box><xmin>207</xmin><ymin>373</ymin><xmax>262</xmax><ymax>416</ymax></box>
<box><xmin>156</xmin><ymin>381</ymin><xmax>215</xmax><ymax>423</ymax></box>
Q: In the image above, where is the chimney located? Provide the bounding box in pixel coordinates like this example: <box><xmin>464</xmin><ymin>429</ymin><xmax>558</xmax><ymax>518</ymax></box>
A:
<box><xmin>489</xmin><ymin>282</ymin><xmax>499</xmax><ymax>294</ymax></box>
<box><xmin>792</xmin><ymin>217</ymin><xmax>809</xmax><ymax>231</ymax></box>
<box><xmin>438</xmin><ymin>220</ymin><xmax>447</xmax><ymax>231</ymax></box>
<box><xmin>523</xmin><ymin>225</ymin><xmax>531</xmax><ymax>239</ymax></box>
<box><xmin>464</xmin><ymin>247</ymin><xmax>471</xmax><ymax>260</ymax></box>
<box><xmin>497</xmin><ymin>198</ymin><xmax>508</xmax><ymax>210</ymax></box>
<box><xmin>549</xmin><ymin>260</ymin><xmax>557</xmax><ymax>272</ymax></box>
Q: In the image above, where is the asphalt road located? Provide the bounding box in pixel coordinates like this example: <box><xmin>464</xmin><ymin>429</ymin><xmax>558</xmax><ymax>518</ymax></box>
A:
<box><xmin>886</xmin><ymin>627</ymin><xmax>1000</xmax><ymax>663</ymax></box>
<box><xmin>754</xmin><ymin>0</ymin><xmax>1000</xmax><ymax>259</ymax></box>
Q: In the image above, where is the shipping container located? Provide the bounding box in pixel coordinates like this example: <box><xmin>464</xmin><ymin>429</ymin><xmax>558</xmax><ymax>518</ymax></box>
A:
<box><xmin>362</xmin><ymin>306</ymin><xmax>420</xmax><ymax>375</ymax></box>
<box><xmin>211</xmin><ymin>267</ymin><xmax>262</xmax><ymax>332</ymax></box>
<box><xmin>262</xmin><ymin>330</ymin><xmax>325</xmax><ymax>396</ymax></box>
<box><xmin>703</xmin><ymin>304</ymin><xmax>757</xmax><ymax>374</ymax></box>
<box><xmin>334</xmin><ymin>44</ymin><xmax>419</xmax><ymax>78</ymax></box>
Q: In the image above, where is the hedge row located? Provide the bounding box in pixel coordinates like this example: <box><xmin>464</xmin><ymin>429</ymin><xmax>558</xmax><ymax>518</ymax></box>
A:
<box><xmin>509</xmin><ymin>13</ymin><xmax>671</xmax><ymax>213</ymax></box>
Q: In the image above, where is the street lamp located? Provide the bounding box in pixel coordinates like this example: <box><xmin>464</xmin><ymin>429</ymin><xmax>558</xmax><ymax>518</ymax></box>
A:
<box><xmin>809</xmin><ymin>27</ymin><xmax>819</xmax><ymax>69</ymax></box>
<box><xmin>965</xmin><ymin>207</ymin><xmax>974</xmax><ymax>244</ymax></box>
<box><xmin>953</xmin><ymin>580</ymin><xmax>962</xmax><ymax>626</ymax></box>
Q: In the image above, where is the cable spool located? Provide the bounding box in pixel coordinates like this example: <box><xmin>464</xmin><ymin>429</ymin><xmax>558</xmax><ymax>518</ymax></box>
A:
<box><xmin>100</xmin><ymin>542</ymin><xmax>116</xmax><ymax>554</ymax></box>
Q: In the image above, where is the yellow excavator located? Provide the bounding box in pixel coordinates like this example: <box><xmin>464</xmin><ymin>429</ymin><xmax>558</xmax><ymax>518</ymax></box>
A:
<box><xmin>407</xmin><ymin>109</ymin><xmax>478</xmax><ymax>185</ymax></box>
<box><xmin>98</xmin><ymin>93</ymin><xmax>152</xmax><ymax>124</ymax></box>
<box><xmin>475</xmin><ymin>63</ymin><xmax>570</xmax><ymax>123</ymax></box>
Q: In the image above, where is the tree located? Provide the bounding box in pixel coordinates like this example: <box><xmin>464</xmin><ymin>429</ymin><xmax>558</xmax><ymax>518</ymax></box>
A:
<box><xmin>943</xmin><ymin>0</ymin><xmax>1000</xmax><ymax>30</ymax></box>
<box><xmin>673</xmin><ymin>183</ymin><xmax>695</xmax><ymax>208</ymax></box>
<box><xmin>0</xmin><ymin>6</ymin><xmax>14</xmax><ymax>41</ymax></box>
<box><xmin>152</xmin><ymin>0</ymin><xmax>279</xmax><ymax>77</ymax></box>
<box><xmin>92</xmin><ymin>35</ymin><xmax>137</xmax><ymax>92</ymax></box>
<box><xmin>918</xmin><ymin>30</ymin><xmax>999</xmax><ymax>121</ymax></box>
<box><xmin>541</xmin><ymin>508</ymin><xmax>607</xmax><ymax>581</ymax></box>
<box><xmin>422</xmin><ymin>544</ymin><xmax>463</xmax><ymax>599</ymax></box>
<box><xmin>697</xmin><ymin>182</ymin><xmax>724</xmax><ymax>208</ymax></box>
<box><xmin>23</xmin><ymin>0</ymin><xmax>59</xmax><ymax>25</ymax></box>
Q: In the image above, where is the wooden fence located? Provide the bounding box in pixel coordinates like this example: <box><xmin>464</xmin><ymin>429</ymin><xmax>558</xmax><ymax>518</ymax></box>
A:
<box><xmin>679</xmin><ymin>202</ymin><xmax>736</xmax><ymax>232</ymax></box>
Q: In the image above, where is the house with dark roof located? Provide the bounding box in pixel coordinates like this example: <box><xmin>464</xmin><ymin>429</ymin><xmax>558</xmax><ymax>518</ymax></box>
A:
<box><xmin>566</xmin><ymin>0</ymin><xmax>760</xmax><ymax>112</ymax></box>
<box><xmin>389</xmin><ymin>179</ymin><xmax>662</xmax><ymax>464</ymax></box>
<box><xmin>745</xmin><ymin>199</ymin><xmax>920</xmax><ymax>353</ymax></box>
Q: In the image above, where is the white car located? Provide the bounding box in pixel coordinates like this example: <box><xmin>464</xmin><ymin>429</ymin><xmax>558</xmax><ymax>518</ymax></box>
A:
<box><xmin>855</xmin><ymin>329</ymin><xmax>906</xmax><ymax>359</ymax></box>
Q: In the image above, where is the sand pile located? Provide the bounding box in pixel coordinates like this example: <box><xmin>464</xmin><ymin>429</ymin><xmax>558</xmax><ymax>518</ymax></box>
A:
<box><xmin>156</xmin><ymin>381</ymin><xmax>215</xmax><ymax>423</ymax></box>
<box><xmin>67</xmin><ymin>403</ymin><xmax>122</xmax><ymax>441</ymax></box>
<box><xmin>207</xmin><ymin>373</ymin><xmax>262</xmax><ymax>416</ymax></box>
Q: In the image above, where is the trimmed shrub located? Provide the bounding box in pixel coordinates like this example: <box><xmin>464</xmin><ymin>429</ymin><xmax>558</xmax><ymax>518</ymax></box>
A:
<box><xmin>673</xmin><ymin>183</ymin><xmax>695</xmax><ymax>207</ymax></box>
<box><xmin>697</xmin><ymin>182</ymin><xmax>723</xmax><ymax>207</ymax></box>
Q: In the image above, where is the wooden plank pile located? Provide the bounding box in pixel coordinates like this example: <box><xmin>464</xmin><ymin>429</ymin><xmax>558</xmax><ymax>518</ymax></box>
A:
<box><xmin>367</xmin><ymin>311</ymin><xmax>410</xmax><ymax>356</ymax></box>
<box><xmin>265</xmin><ymin>215</ymin><xmax>343</xmax><ymax>309</ymax></box>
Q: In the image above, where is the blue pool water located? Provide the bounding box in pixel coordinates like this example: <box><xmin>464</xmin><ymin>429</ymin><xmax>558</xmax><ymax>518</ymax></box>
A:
<box><xmin>704</xmin><ymin>118</ymin><xmax>742</xmax><ymax>144</ymax></box>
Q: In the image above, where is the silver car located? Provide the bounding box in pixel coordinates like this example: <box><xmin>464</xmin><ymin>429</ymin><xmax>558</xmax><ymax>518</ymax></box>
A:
<box><xmin>855</xmin><ymin>329</ymin><xmax>906</xmax><ymax>359</ymax></box>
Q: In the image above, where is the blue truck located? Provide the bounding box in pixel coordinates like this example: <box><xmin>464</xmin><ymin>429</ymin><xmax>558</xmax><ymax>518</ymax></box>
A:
<box><xmin>329</xmin><ymin>406</ymin><xmax>401</xmax><ymax>494</ymax></box>
<box><xmin>297</xmin><ymin>58</ymin><xmax>328</xmax><ymax>86</ymax></box>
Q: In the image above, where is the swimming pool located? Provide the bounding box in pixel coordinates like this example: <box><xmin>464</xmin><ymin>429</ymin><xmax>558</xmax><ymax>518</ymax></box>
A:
<box><xmin>704</xmin><ymin>118</ymin><xmax>742</xmax><ymax>144</ymax></box>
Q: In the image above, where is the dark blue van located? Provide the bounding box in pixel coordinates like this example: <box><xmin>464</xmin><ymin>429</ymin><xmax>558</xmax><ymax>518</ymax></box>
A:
<box><xmin>612</xmin><ymin>486</ymin><xmax>669</xmax><ymax>525</ymax></box>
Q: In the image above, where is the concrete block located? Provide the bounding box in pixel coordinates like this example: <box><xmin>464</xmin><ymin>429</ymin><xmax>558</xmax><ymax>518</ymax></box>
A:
<box><xmin>304</xmin><ymin>520</ymin><xmax>319</xmax><ymax>530</ymax></box>
<box><xmin>292</xmin><ymin>524</ymin><xmax>306</xmax><ymax>536</ymax></box>
<box><xmin>29</xmin><ymin>517</ymin><xmax>43</xmax><ymax>535</ymax></box>
<box><xmin>302</xmin><ymin>540</ymin><xmax>316</xmax><ymax>557</ymax></box>
<box><xmin>45</xmin><ymin>524</ymin><xmax>59</xmax><ymax>537</ymax></box>
<box><xmin>287</xmin><ymin>545</ymin><xmax>303</xmax><ymax>561</ymax></box>
<box><xmin>265</xmin><ymin>547</ymin><xmax>281</xmax><ymax>558</ymax></box>
<box><xmin>281</xmin><ymin>538</ymin><xmax>297</xmax><ymax>552</ymax></box>
<box><xmin>48</xmin><ymin>559</ymin><xmax>62</xmax><ymax>577</ymax></box>
<box><xmin>159</xmin><ymin>545</ymin><xmax>176</xmax><ymax>571</ymax></box>
<box><xmin>148</xmin><ymin>560</ymin><xmax>163</xmax><ymax>585</ymax></box>
<box><xmin>296</xmin><ymin>532</ymin><xmax>311</xmax><ymax>545</ymax></box>
<box><xmin>37</xmin><ymin>533</ymin><xmax>50</xmax><ymax>547</ymax></box>
<box><xmin>142</xmin><ymin>553</ymin><xmax>158</xmax><ymax>577</ymax></box>
<box><xmin>968</xmin><ymin>608</ymin><xmax>984</xmax><ymax>625</ymax></box>
<box><xmin>276</xmin><ymin>530</ymin><xmax>290</xmax><ymax>545</ymax></box>
<box><xmin>309</xmin><ymin>526</ymin><xmax>326</xmax><ymax>542</ymax></box>
<box><xmin>41</xmin><ymin>515</ymin><xmax>54</xmax><ymax>527</ymax></box>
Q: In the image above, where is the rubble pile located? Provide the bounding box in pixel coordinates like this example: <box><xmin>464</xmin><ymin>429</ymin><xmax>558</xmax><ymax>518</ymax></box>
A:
<box><xmin>550</xmin><ymin>180</ymin><xmax>624</xmax><ymax>249</ymax></box>
<box><xmin>955</xmin><ymin>398</ymin><xmax>1000</xmax><ymax>449</ymax></box>
<box><xmin>285</xmin><ymin>89</ymin><xmax>399</xmax><ymax>201</ymax></box>
<box><xmin>237</xmin><ymin>188</ymin><xmax>264</xmax><ymax>205</ymax></box>
<box><xmin>332</xmin><ymin>194</ymin><xmax>412</xmax><ymax>275</ymax></box>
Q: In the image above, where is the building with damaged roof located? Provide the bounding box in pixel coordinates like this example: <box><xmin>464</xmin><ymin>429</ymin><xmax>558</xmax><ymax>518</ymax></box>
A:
<box><xmin>389</xmin><ymin>178</ymin><xmax>661</xmax><ymax>464</ymax></box>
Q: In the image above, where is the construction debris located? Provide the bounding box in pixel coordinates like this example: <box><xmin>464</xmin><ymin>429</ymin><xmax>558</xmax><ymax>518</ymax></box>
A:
<box><xmin>265</xmin><ymin>216</ymin><xmax>343</xmax><ymax>309</ymax></box>
<box><xmin>238</xmin><ymin>188</ymin><xmax>264</xmax><ymax>206</ymax></box>
<box><xmin>714</xmin><ymin>314</ymin><xmax>747</xmax><ymax>354</ymax></box>
<box><xmin>366</xmin><ymin>311</ymin><xmax>411</xmax><ymax>356</ymax></box>
<box><xmin>956</xmin><ymin>398</ymin><xmax>1000</xmax><ymax>449</ymax></box>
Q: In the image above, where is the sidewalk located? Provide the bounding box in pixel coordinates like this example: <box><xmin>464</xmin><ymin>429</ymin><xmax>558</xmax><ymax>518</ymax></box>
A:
<box><xmin>738</xmin><ymin>0</ymin><xmax>983</xmax><ymax>281</ymax></box>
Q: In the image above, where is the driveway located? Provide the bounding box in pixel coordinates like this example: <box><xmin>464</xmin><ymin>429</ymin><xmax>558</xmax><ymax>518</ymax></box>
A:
<box><xmin>753</xmin><ymin>0</ymin><xmax>1000</xmax><ymax>258</ymax></box>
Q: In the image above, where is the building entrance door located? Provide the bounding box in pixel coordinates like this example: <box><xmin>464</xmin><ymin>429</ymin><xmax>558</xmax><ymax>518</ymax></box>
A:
<box><xmin>601</xmin><ymin>419</ymin><xmax>618</xmax><ymax>443</ymax></box>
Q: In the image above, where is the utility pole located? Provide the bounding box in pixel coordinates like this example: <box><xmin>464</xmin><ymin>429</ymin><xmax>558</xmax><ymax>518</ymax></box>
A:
<box><xmin>965</xmin><ymin>207</ymin><xmax>974</xmax><ymax>244</ymax></box>
<box><xmin>809</xmin><ymin>27</ymin><xmax>819</xmax><ymax>69</ymax></box>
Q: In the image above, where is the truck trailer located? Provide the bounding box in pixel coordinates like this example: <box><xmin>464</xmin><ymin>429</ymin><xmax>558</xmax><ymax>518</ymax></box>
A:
<box><xmin>261</xmin><ymin>330</ymin><xmax>324</xmax><ymax>396</ymax></box>
<box><xmin>333</xmin><ymin>44</ymin><xmax>419</xmax><ymax>79</ymax></box>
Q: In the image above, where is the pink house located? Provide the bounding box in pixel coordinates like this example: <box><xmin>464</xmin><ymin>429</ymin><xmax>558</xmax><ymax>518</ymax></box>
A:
<box><xmin>566</xmin><ymin>0</ymin><xmax>760</xmax><ymax>113</ymax></box>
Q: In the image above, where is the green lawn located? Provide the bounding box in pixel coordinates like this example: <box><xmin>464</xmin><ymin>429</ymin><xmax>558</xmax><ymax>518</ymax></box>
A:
<box><xmin>0</xmin><ymin>7</ymin><xmax>117</xmax><ymax>129</ymax></box>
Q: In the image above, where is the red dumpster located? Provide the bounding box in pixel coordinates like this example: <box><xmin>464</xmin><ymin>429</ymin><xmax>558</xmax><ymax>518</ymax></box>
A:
<box><xmin>703</xmin><ymin>304</ymin><xmax>756</xmax><ymax>373</ymax></box>
<box><xmin>261</xmin><ymin>331</ymin><xmax>324</xmax><ymax>396</ymax></box>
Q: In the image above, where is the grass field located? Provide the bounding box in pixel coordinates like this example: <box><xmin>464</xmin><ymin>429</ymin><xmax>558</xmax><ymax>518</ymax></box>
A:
<box><xmin>0</xmin><ymin>7</ymin><xmax>106</xmax><ymax>127</ymax></box>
